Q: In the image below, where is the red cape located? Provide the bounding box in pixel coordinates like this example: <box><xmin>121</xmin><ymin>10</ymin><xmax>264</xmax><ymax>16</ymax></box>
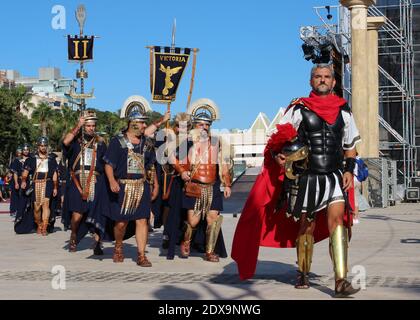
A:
<box><xmin>231</xmin><ymin>123</ymin><xmax>354</xmax><ymax>281</ymax></box>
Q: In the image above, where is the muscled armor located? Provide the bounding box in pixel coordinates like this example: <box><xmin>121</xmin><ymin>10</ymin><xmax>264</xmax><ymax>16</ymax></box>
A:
<box><xmin>192</xmin><ymin>163</ymin><xmax>217</xmax><ymax>184</ymax></box>
<box><xmin>297</xmin><ymin>105</ymin><xmax>345</xmax><ymax>174</ymax></box>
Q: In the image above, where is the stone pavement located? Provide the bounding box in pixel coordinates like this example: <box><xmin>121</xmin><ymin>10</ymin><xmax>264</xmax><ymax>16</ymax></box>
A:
<box><xmin>0</xmin><ymin>200</ymin><xmax>419</xmax><ymax>300</ymax></box>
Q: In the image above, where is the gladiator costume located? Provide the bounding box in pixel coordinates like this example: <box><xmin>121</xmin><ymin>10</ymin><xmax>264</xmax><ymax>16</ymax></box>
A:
<box><xmin>103</xmin><ymin>110</ymin><xmax>157</xmax><ymax>265</ymax></box>
<box><xmin>173</xmin><ymin>99</ymin><xmax>231</xmax><ymax>262</ymax></box>
<box><xmin>232</xmin><ymin>92</ymin><xmax>360</xmax><ymax>296</ymax></box>
<box><xmin>9</xmin><ymin>146</ymin><xmax>29</xmax><ymax>216</ymax></box>
<box><xmin>15</xmin><ymin>137</ymin><xmax>58</xmax><ymax>235</ymax></box>
<box><xmin>62</xmin><ymin>110</ymin><xmax>108</xmax><ymax>253</ymax></box>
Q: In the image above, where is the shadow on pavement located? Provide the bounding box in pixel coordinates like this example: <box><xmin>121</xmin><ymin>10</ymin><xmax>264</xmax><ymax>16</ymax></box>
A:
<box><xmin>153</xmin><ymin>284</ymin><xmax>201</xmax><ymax>300</ymax></box>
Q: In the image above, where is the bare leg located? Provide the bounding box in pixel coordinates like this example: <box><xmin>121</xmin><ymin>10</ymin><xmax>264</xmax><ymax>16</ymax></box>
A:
<box><xmin>113</xmin><ymin>221</ymin><xmax>128</xmax><ymax>263</ymax></box>
<box><xmin>327</xmin><ymin>202</ymin><xmax>344</xmax><ymax>235</ymax></box>
<box><xmin>136</xmin><ymin>219</ymin><xmax>152</xmax><ymax>267</ymax></box>
<box><xmin>41</xmin><ymin>199</ymin><xmax>50</xmax><ymax>236</ymax></box>
<box><xmin>33</xmin><ymin>204</ymin><xmax>42</xmax><ymax>234</ymax></box>
<box><xmin>135</xmin><ymin>219</ymin><xmax>149</xmax><ymax>255</ymax></box>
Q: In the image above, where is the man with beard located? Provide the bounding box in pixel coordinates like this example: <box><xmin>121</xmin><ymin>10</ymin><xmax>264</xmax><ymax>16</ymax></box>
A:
<box><xmin>62</xmin><ymin>110</ymin><xmax>107</xmax><ymax>255</ymax></box>
<box><xmin>232</xmin><ymin>64</ymin><xmax>361</xmax><ymax>297</ymax></box>
<box><xmin>173</xmin><ymin>99</ymin><xmax>232</xmax><ymax>262</ymax></box>
<box><xmin>157</xmin><ymin>112</ymin><xmax>191</xmax><ymax>258</ymax></box>
<box><xmin>103</xmin><ymin>110</ymin><xmax>159</xmax><ymax>267</ymax></box>
<box><xmin>19</xmin><ymin>137</ymin><xmax>58</xmax><ymax>235</ymax></box>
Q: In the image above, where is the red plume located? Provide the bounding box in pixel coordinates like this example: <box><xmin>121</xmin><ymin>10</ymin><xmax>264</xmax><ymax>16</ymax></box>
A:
<box><xmin>266</xmin><ymin>123</ymin><xmax>297</xmax><ymax>154</ymax></box>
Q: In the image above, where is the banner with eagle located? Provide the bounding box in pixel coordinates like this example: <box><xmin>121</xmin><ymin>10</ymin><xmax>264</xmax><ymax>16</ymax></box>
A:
<box><xmin>150</xmin><ymin>47</ymin><xmax>191</xmax><ymax>103</ymax></box>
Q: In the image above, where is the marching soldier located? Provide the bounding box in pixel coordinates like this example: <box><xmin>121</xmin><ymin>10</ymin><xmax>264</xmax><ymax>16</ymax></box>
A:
<box><xmin>18</xmin><ymin>137</ymin><xmax>58</xmax><ymax>235</ymax></box>
<box><xmin>103</xmin><ymin>110</ymin><xmax>159</xmax><ymax>267</ymax></box>
<box><xmin>173</xmin><ymin>99</ymin><xmax>232</xmax><ymax>262</ymax></box>
<box><xmin>62</xmin><ymin>110</ymin><xmax>107</xmax><ymax>254</ymax></box>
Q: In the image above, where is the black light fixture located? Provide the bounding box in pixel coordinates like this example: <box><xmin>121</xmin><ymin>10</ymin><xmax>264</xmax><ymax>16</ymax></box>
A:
<box><xmin>326</xmin><ymin>6</ymin><xmax>333</xmax><ymax>20</ymax></box>
<box><xmin>302</xmin><ymin>44</ymin><xmax>316</xmax><ymax>61</ymax></box>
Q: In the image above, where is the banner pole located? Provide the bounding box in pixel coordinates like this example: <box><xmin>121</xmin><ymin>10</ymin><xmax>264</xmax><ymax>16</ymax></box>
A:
<box><xmin>186</xmin><ymin>48</ymin><xmax>198</xmax><ymax>110</ymax></box>
<box><xmin>163</xmin><ymin>101</ymin><xmax>171</xmax><ymax>196</ymax></box>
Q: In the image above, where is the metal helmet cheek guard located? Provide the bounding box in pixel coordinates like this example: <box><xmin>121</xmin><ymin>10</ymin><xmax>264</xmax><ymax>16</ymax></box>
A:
<box><xmin>281</xmin><ymin>138</ymin><xmax>309</xmax><ymax>180</ymax></box>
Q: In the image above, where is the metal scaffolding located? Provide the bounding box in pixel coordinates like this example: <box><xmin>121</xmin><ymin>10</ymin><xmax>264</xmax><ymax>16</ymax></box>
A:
<box><xmin>306</xmin><ymin>1</ymin><xmax>418</xmax><ymax>188</ymax></box>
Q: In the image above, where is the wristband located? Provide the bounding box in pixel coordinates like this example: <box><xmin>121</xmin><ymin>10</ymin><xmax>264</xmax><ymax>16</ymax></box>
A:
<box><xmin>344</xmin><ymin>157</ymin><xmax>356</xmax><ymax>174</ymax></box>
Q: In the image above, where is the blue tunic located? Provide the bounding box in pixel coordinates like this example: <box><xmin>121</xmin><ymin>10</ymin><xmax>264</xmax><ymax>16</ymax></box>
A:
<box><xmin>103</xmin><ymin>134</ymin><xmax>156</xmax><ymax>222</ymax></box>
<box><xmin>14</xmin><ymin>154</ymin><xmax>58</xmax><ymax>234</ymax></box>
<box><xmin>61</xmin><ymin>136</ymin><xmax>109</xmax><ymax>242</ymax></box>
<box><xmin>9</xmin><ymin>157</ymin><xmax>24</xmax><ymax>214</ymax></box>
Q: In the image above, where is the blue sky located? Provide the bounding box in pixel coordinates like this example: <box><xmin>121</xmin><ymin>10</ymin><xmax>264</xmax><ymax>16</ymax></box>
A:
<box><xmin>0</xmin><ymin>0</ymin><xmax>338</xmax><ymax>129</ymax></box>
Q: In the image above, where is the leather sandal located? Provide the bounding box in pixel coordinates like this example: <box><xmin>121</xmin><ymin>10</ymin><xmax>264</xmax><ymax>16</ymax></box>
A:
<box><xmin>137</xmin><ymin>253</ymin><xmax>152</xmax><ymax>267</ymax></box>
<box><xmin>113</xmin><ymin>242</ymin><xmax>124</xmax><ymax>263</ymax></box>
<box><xmin>295</xmin><ymin>271</ymin><xmax>310</xmax><ymax>289</ymax></box>
<box><xmin>335</xmin><ymin>279</ymin><xmax>360</xmax><ymax>298</ymax></box>
<box><xmin>180</xmin><ymin>240</ymin><xmax>191</xmax><ymax>258</ymax></box>
<box><xmin>204</xmin><ymin>252</ymin><xmax>219</xmax><ymax>262</ymax></box>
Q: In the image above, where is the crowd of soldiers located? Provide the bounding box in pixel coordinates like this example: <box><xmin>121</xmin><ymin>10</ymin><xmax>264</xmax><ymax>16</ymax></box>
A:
<box><xmin>9</xmin><ymin>99</ymin><xmax>232</xmax><ymax>266</ymax></box>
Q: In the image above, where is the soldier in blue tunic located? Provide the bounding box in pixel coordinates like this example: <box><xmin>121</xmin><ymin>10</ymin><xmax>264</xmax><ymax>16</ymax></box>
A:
<box><xmin>103</xmin><ymin>110</ymin><xmax>159</xmax><ymax>267</ymax></box>
<box><xmin>62</xmin><ymin>110</ymin><xmax>107</xmax><ymax>255</ymax></box>
<box><xmin>19</xmin><ymin>137</ymin><xmax>58</xmax><ymax>235</ymax></box>
<box><xmin>9</xmin><ymin>146</ymin><xmax>29</xmax><ymax>216</ymax></box>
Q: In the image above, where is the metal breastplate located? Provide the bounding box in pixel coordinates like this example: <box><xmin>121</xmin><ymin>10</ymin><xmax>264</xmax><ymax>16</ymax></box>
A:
<box><xmin>192</xmin><ymin>164</ymin><xmax>217</xmax><ymax>184</ymax></box>
<box><xmin>299</xmin><ymin>107</ymin><xmax>345</xmax><ymax>174</ymax></box>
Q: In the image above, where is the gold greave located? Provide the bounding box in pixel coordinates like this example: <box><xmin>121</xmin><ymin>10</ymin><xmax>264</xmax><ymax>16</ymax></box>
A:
<box><xmin>330</xmin><ymin>225</ymin><xmax>349</xmax><ymax>280</ymax></box>
<box><xmin>205</xmin><ymin>215</ymin><xmax>223</xmax><ymax>253</ymax></box>
<box><xmin>296</xmin><ymin>233</ymin><xmax>314</xmax><ymax>274</ymax></box>
<box><xmin>183</xmin><ymin>222</ymin><xmax>194</xmax><ymax>242</ymax></box>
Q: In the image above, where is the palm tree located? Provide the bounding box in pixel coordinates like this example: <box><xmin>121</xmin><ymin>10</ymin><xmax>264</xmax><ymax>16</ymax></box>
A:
<box><xmin>60</xmin><ymin>106</ymin><xmax>78</xmax><ymax>133</ymax></box>
<box><xmin>11</xmin><ymin>85</ymin><xmax>34</xmax><ymax>113</ymax></box>
<box><xmin>32</xmin><ymin>102</ymin><xmax>54</xmax><ymax>136</ymax></box>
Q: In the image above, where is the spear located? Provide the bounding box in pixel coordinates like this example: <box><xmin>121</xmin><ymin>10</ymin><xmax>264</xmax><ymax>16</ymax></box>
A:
<box><xmin>163</xmin><ymin>19</ymin><xmax>176</xmax><ymax>196</ymax></box>
<box><xmin>76</xmin><ymin>4</ymin><xmax>87</xmax><ymax>193</ymax></box>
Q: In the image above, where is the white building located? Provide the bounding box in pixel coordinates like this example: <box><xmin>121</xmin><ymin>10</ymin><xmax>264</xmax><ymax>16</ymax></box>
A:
<box><xmin>1</xmin><ymin>67</ymin><xmax>79</xmax><ymax>118</ymax></box>
<box><xmin>220</xmin><ymin>109</ymin><xmax>286</xmax><ymax>168</ymax></box>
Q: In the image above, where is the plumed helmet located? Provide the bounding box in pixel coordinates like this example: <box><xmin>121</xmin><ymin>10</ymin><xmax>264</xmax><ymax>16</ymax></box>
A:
<box><xmin>127</xmin><ymin>110</ymin><xmax>149</xmax><ymax>122</ymax></box>
<box><xmin>187</xmin><ymin>98</ymin><xmax>220</xmax><ymax>126</ymax></box>
<box><xmin>281</xmin><ymin>138</ymin><xmax>309</xmax><ymax>180</ymax></box>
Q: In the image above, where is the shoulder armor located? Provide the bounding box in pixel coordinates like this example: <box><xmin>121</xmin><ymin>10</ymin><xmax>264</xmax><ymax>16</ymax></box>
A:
<box><xmin>289</xmin><ymin>98</ymin><xmax>302</xmax><ymax>106</ymax></box>
<box><xmin>144</xmin><ymin>137</ymin><xmax>155</xmax><ymax>151</ymax></box>
<box><xmin>116</xmin><ymin>134</ymin><xmax>127</xmax><ymax>149</ymax></box>
<box><xmin>96</xmin><ymin>135</ymin><xmax>105</xmax><ymax>144</ymax></box>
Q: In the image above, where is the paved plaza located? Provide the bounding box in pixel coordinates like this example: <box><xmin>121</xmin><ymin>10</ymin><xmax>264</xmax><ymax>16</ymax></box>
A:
<box><xmin>1</xmin><ymin>195</ymin><xmax>419</xmax><ymax>300</ymax></box>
